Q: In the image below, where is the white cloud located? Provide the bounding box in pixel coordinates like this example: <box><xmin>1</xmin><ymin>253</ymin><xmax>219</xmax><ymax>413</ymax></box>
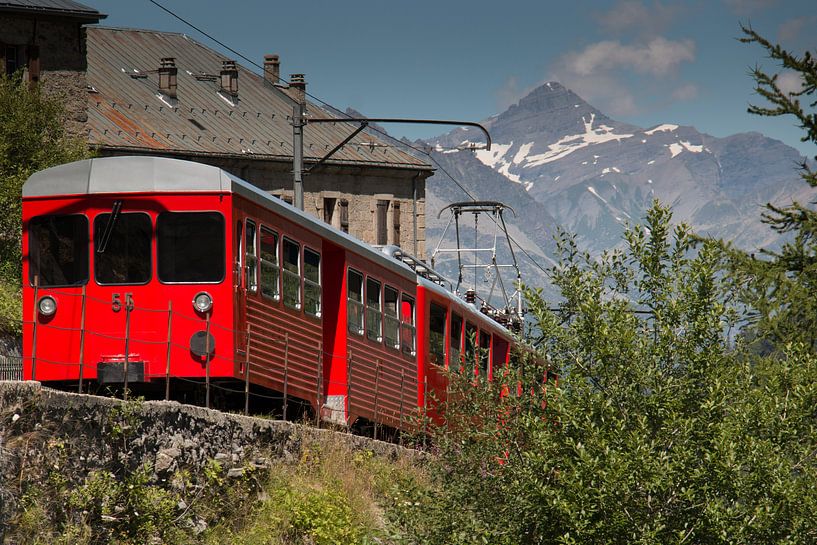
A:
<box><xmin>777</xmin><ymin>15</ymin><xmax>817</xmax><ymax>48</ymax></box>
<box><xmin>723</xmin><ymin>0</ymin><xmax>778</xmax><ymax>15</ymax></box>
<box><xmin>777</xmin><ymin>71</ymin><xmax>804</xmax><ymax>96</ymax></box>
<box><xmin>495</xmin><ymin>76</ymin><xmax>534</xmax><ymax>112</ymax></box>
<box><xmin>549</xmin><ymin>72</ymin><xmax>639</xmax><ymax>117</ymax></box>
<box><xmin>565</xmin><ymin>37</ymin><xmax>695</xmax><ymax>77</ymax></box>
<box><xmin>671</xmin><ymin>83</ymin><xmax>699</xmax><ymax>101</ymax></box>
<box><xmin>595</xmin><ymin>0</ymin><xmax>683</xmax><ymax>37</ymax></box>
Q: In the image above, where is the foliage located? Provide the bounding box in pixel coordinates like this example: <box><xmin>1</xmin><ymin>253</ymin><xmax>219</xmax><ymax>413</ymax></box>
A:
<box><xmin>0</xmin><ymin>73</ymin><xmax>89</xmax><ymax>333</ymax></box>
<box><xmin>719</xmin><ymin>26</ymin><xmax>817</xmax><ymax>349</ymax></box>
<box><xmin>390</xmin><ymin>203</ymin><xmax>817</xmax><ymax>544</ymax></box>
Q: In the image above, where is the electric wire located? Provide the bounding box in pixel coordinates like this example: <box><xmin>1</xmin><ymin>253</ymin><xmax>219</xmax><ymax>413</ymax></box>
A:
<box><xmin>144</xmin><ymin>0</ymin><xmax>552</xmax><ymax>280</ymax></box>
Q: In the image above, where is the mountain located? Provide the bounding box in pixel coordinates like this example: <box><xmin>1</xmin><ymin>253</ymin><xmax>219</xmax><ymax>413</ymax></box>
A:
<box><xmin>423</xmin><ymin>82</ymin><xmax>815</xmax><ymax>296</ymax></box>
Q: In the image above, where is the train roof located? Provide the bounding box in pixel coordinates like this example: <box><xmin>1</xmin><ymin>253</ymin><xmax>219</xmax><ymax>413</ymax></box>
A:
<box><xmin>24</xmin><ymin>156</ymin><xmax>418</xmax><ymax>280</ymax></box>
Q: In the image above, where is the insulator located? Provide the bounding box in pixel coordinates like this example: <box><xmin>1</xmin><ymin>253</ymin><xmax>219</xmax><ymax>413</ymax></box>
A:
<box><xmin>465</xmin><ymin>289</ymin><xmax>476</xmax><ymax>304</ymax></box>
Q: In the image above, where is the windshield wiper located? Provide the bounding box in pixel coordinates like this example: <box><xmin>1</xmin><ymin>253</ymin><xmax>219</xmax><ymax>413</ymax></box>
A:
<box><xmin>97</xmin><ymin>200</ymin><xmax>123</xmax><ymax>254</ymax></box>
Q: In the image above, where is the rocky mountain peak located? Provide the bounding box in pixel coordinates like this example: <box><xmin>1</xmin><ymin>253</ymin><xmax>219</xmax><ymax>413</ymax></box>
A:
<box><xmin>421</xmin><ymin>81</ymin><xmax>813</xmax><ymax>295</ymax></box>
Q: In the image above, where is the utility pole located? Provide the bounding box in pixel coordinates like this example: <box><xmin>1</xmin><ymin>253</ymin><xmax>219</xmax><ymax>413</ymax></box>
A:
<box><xmin>290</xmin><ymin>74</ymin><xmax>306</xmax><ymax>210</ymax></box>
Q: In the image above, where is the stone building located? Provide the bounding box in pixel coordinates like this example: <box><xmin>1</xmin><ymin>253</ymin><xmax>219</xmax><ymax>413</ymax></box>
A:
<box><xmin>0</xmin><ymin>0</ymin><xmax>105</xmax><ymax>135</ymax></box>
<box><xmin>2</xmin><ymin>1</ymin><xmax>434</xmax><ymax>258</ymax></box>
<box><xmin>84</xmin><ymin>27</ymin><xmax>433</xmax><ymax>257</ymax></box>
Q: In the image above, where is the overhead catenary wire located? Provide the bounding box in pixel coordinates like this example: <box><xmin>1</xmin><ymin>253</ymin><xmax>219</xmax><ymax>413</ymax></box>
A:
<box><xmin>144</xmin><ymin>0</ymin><xmax>553</xmax><ymax>280</ymax></box>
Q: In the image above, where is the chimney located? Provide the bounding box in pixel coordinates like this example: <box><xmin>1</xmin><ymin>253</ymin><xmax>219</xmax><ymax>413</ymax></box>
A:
<box><xmin>289</xmin><ymin>73</ymin><xmax>306</xmax><ymax>105</ymax></box>
<box><xmin>264</xmin><ymin>54</ymin><xmax>280</xmax><ymax>84</ymax></box>
<box><xmin>220</xmin><ymin>60</ymin><xmax>238</xmax><ymax>97</ymax></box>
<box><xmin>158</xmin><ymin>57</ymin><xmax>177</xmax><ymax>98</ymax></box>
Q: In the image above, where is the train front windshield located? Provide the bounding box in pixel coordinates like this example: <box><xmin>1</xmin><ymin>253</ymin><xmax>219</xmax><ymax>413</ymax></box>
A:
<box><xmin>29</xmin><ymin>211</ymin><xmax>225</xmax><ymax>287</ymax></box>
<box><xmin>29</xmin><ymin>215</ymin><xmax>89</xmax><ymax>287</ymax></box>
<box><xmin>158</xmin><ymin>212</ymin><xmax>225</xmax><ymax>283</ymax></box>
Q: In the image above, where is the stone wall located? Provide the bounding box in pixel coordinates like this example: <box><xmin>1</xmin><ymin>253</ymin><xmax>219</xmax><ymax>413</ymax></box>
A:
<box><xmin>0</xmin><ymin>381</ymin><xmax>415</xmax><ymax>533</ymax></box>
<box><xmin>0</xmin><ymin>14</ymin><xmax>89</xmax><ymax>137</ymax></box>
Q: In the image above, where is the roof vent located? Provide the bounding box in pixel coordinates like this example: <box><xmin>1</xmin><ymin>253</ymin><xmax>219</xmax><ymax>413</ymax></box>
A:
<box><xmin>158</xmin><ymin>57</ymin><xmax>177</xmax><ymax>98</ymax></box>
<box><xmin>264</xmin><ymin>54</ymin><xmax>280</xmax><ymax>85</ymax></box>
<box><xmin>220</xmin><ymin>60</ymin><xmax>238</xmax><ymax>98</ymax></box>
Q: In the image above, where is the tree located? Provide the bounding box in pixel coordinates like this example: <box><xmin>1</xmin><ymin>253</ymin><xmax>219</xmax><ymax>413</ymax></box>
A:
<box><xmin>389</xmin><ymin>204</ymin><xmax>817</xmax><ymax>544</ymax></box>
<box><xmin>0</xmin><ymin>74</ymin><xmax>89</xmax><ymax>333</ymax></box>
<box><xmin>720</xmin><ymin>26</ymin><xmax>817</xmax><ymax>349</ymax></box>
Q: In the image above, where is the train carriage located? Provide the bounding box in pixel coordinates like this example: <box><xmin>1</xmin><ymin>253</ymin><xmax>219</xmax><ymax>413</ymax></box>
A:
<box><xmin>22</xmin><ymin>155</ymin><xmax>522</xmax><ymax>430</ymax></box>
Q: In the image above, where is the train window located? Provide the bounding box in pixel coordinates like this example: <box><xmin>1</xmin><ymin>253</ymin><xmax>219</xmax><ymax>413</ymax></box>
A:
<box><xmin>493</xmin><ymin>336</ymin><xmax>509</xmax><ymax>371</ymax></box>
<box><xmin>383</xmin><ymin>286</ymin><xmax>400</xmax><ymax>349</ymax></box>
<box><xmin>157</xmin><ymin>212</ymin><xmax>225</xmax><ymax>283</ymax></box>
<box><xmin>366</xmin><ymin>278</ymin><xmax>382</xmax><ymax>342</ymax></box>
<box><xmin>282</xmin><ymin>238</ymin><xmax>301</xmax><ymax>310</ymax></box>
<box><xmin>260</xmin><ymin>226</ymin><xmax>279</xmax><ymax>300</ymax></box>
<box><xmin>93</xmin><ymin>213</ymin><xmax>151</xmax><ymax>285</ymax></box>
<box><xmin>245</xmin><ymin>220</ymin><xmax>257</xmax><ymax>293</ymax></box>
<box><xmin>479</xmin><ymin>331</ymin><xmax>491</xmax><ymax>377</ymax></box>
<box><xmin>304</xmin><ymin>248</ymin><xmax>321</xmax><ymax>317</ymax></box>
<box><xmin>429</xmin><ymin>303</ymin><xmax>447</xmax><ymax>366</ymax></box>
<box><xmin>401</xmin><ymin>295</ymin><xmax>416</xmax><ymax>355</ymax></box>
<box><xmin>465</xmin><ymin>322</ymin><xmax>477</xmax><ymax>369</ymax></box>
<box><xmin>450</xmin><ymin>313</ymin><xmax>463</xmax><ymax>369</ymax></box>
<box><xmin>347</xmin><ymin>269</ymin><xmax>364</xmax><ymax>335</ymax></box>
<box><xmin>28</xmin><ymin>214</ymin><xmax>88</xmax><ymax>287</ymax></box>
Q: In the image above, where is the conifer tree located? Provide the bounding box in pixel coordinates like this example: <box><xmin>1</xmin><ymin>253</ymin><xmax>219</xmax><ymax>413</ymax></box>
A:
<box><xmin>721</xmin><ymin>26</ymin><xmax>817</xmax><ymax>349</ymax></box>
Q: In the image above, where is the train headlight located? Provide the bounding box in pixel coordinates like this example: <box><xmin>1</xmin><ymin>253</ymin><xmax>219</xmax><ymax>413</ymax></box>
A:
<box><xmin>38</xmin><ymin>295</ymin><xmax>57</xmax><ymax>316</ymax></box>
<box><xmin>193</xmin><ymin>291</ymin><xmax>213</xmax><ymax>313</ymax></box>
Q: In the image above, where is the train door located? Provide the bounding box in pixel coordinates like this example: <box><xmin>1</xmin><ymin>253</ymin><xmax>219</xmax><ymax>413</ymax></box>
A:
<box><xmin>234</xmin><ymin>218</ymin><xmax>253</xmax><ymax>355</ymax></box>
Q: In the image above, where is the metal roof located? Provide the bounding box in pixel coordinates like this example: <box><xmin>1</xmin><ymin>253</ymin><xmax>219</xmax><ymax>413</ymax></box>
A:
<box><xmin>86</xmin><ymin>27</ymin><xmax>430</xmax><ymax>172</ymax></box>
<box><xmin>0</xmin><ymin>0</ymin><xmax>104</xmax><ymax>21</ymax></box>
<box><xmin>24</xmin><ymin>155</ymin><xmax>418</xmax><ymax>279</ymax></box>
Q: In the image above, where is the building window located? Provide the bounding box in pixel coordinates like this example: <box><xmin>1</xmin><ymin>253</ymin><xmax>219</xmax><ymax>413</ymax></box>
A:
<box><xmin>383</xmin><ymin>286</ymin><xmax>400</xmax><ymax>350</ymax></box>
<box><xmin>245</xmin><ymin>220</ymin><xmax>257</xmax><ymax>292</ymax></box>
<box><xmin>304</xmin><ymin>247</ymin><xmax>321</xmax><ymax>317</ymax></box>
<box><xmin>323</xmin><ymin>197</ymin><xmax>336</xmax><ymax>226</ymax></box>
<box><xmin>401</xmin><ymin>295</ymin><xmax>416</xmax><ymax>356</ymax></box>
<box><xmin>347</xmin><ymin>268</ymin><xmax>364</xmax><ymax>335</ymax></box>
<box><xmin>376</xmin><ymin>200</ymin><xmax>388</xmax><ymax>245</ymax></box>
<box><xmin>260</xmin><ymin>226</ymin><xmax>279</xmax><ymax>300</ymax></box>
<box><xmin>392</xmin><ymin>202</ymin><xmax>401</xmax><ymax>246</ymax></box>
<box><xmin>339</xmin><ymin>199</ymin><xmax>349</xmax><ymax>233</ymax></box>
<box><xmin>3</xmin><ymin>45</ymin><xmax>20</xmax><ymax>76</ymax></box>
<box><xmin>366</xmin><ymin>277</ymin><xmax>382</xmax><ymax>342</ymax></box>
<box><xmin>282</xmin><ymin>237</ymin><xmax>300</xmax><ymax>309</ymax></box>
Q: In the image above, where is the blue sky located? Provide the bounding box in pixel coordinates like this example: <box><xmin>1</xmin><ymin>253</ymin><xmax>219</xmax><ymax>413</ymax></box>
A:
<box><xmin>90</xmin><ymin>0</ymin><xmax>815</xmax><ymax>156</ymax></box>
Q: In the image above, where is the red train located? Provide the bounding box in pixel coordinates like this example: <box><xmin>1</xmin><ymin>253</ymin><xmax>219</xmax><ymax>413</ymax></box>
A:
<box><xmin>22</xmin><ymin>156</ymin><xmax>523</xmax><ymax>430</ymax></box>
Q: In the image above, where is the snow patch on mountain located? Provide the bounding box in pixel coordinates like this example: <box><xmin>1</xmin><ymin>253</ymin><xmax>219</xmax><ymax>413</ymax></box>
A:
<box><xmin>587</xmin><ymin>185</ymin><xmax>607</xmax><ymax>204</ymax></box>
<box><xmin>680</xmin><ymin>140</ymin><xmax>703</xmax><ymax>153</ymax></box>
<box><xmin>513</xmin><ymin>142</ymin><xmax>535</xmax><ymax>164</ymax></box>
<box><xmin>474</xmin><ymin>142</ymin><xmax>513</xmax><ymax>168</ymax></box>
<box><xmin>669</xmin><ymin>143</ymin><xmax>684</xmax><ymax>157</ymax></box>
<box><xmin>645</xmin><ymin>124</ymin><xmax>679</xmax><ymax>135</ymax></box>
<box><xmin>668</xmin><ymin>140</ymin><xmax>704</xmax><ymax>157</ymax></box>
<box><xmin>517</xmin><ymin>113</ymin><xmax>634</xmax><ymax>168</ymax></box>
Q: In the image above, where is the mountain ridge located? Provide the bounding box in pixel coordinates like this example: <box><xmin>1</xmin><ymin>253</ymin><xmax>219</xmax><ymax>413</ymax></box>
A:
<box><xmin>420</xmin><ymin>81</ymin><xmax>814</xmax><ymax>294</ymax></box>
